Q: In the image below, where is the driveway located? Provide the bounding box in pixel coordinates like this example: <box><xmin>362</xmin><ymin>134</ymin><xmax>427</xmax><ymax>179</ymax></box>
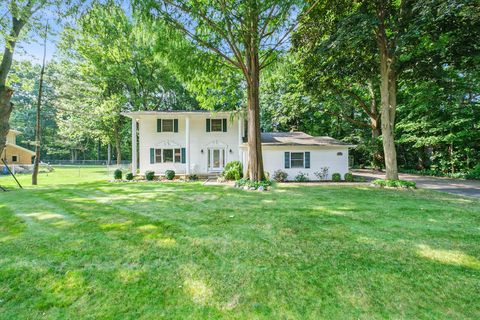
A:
<box><xmin>353</xmin><ymin>169</ymin><xmax>480</xmax><ymax>198</ymax></box>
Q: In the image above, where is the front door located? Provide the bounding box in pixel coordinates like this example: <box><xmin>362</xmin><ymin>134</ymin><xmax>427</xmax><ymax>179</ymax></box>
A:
<box><xmin>208</xmin><ymin>148</ymin><xmax>225</xmax><ymax>172</ymax></box>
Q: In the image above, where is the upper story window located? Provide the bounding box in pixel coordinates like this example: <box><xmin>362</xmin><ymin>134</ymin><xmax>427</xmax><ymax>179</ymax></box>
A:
<box><xmin>206</xmin><ymin>118</ymin><xmax>227</xmax><ymax>132</ymax></box>
<box><xmin>157</xmin><ymin>119</ymin><xmax>178</xmax><ymax>133</ymax></box>
<box><xmin>12</xmin><ymin>155</ymin><xmax>18</xmax><ymax>162</ymax></box>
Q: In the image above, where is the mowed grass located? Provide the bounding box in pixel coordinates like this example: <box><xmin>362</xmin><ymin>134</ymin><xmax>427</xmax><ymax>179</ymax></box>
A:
<box><xmin>0</xmin><ymin>167</ymin><xmax>479</xmax><ymax>319</ymax></box>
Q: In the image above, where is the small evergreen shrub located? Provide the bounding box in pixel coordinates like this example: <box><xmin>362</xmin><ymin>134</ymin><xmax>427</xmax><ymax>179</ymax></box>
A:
<box><xmin>125</xmin><ymin>172</ymin><xmax>134</xmax><ymax>181</ymax></box>
<box><xmin>272</xmin><ymin>169</ymin><xmax>288</xmax><ymax>182</ymax></box>
<box><xmin>294</xmin><ymin>172</ymin><xmax>309</xmax><ymax>182</ymax></box>
<box><xmin>344</xmin><ymin>172</ymin><xmax>354</xmax><ymax>182</ymax></box>
<box><xmin>188</xmin><ymin>174</ymin><xmax>198</xmax><ymax>181</ymax></box>
<box><xmin>222</xmin><ymin>161</ymin><xmax>243</xmax><ymax>180</ymax></box>
<box><xmin>372</xmin><ymin>179</ymin><xmax>416</xmax><ymax>188</ymax></box>
<box><xmin>165</xmin><ymin>170</ymin><xmax>175</xmax><ymax>180</ymax></box>
<box><xmin>332</xmin><ymin>173</ymin><xmax>341</xmax><ymax>182</ymax></box>
<box><xmin>114</xmin><ymin>169</ymin><xmax>122</xmax><ymax>180</ymax></box>
<box><xmin>145</xmin><ymin>171</ymin><xmax>155</xmax><ymax>181</ymax></box>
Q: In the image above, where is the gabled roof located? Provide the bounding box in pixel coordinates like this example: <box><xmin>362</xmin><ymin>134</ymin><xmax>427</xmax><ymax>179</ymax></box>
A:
<box><xmin>259</xmin><ymin>132</ymin><xmax>355</xmax><ymax>147</ymax></box>
<box><xmin>5</xmin><ymin>142</ymin><xmax>36</xmax><ymax>155</ymax></box>
<box><xmin>122</xmin><ymin>110</ymin><xmax>234</xmax><ymax>118</ymax></box>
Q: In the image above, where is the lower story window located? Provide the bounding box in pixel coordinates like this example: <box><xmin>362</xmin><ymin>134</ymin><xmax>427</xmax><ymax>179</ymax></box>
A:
<box><xmin>290</xmin><ymin>152</ymin><xmax>304</xmax><ymax>168</ymax></box>
<box><xmin>155</xmin><ymin>148</ymin><xmax>181</xmax><ymax>163</ymax></box>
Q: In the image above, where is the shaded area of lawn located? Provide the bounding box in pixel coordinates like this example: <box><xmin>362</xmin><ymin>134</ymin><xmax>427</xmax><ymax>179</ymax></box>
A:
<box><xmin>0</xmin><ymin>167</ymin><xmax>479</xmax><ymax>319</ymax></box>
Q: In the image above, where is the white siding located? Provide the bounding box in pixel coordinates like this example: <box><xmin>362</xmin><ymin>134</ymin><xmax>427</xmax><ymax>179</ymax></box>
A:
<box><xmin>261</xmin><ymin>145</ymin><xmax>350</xmax><ymax>181</ymax></box>
<box><xmin>138</xmin><ymin>114</ymin><xmax>240</xmax><ymax>175</ymax></box>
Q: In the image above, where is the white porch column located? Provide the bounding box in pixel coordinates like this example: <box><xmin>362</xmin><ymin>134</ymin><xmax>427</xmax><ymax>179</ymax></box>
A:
<box><xmin>185</xmin><ymin>116</ymin><xmax>190</xmax><ymax>175</ymax></box>
<box><xmin>238</xmin><ymin>117</ymin><xmax>243</xmax><ymax>165</ymax></box>
<box><xmin>131</xmin><ymin>118</ymin><xmax>138</xmax><ymax>174</ymax></box>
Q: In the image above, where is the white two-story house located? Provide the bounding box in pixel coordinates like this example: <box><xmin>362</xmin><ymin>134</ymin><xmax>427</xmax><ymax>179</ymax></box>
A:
<box><xmin>123</xmin><ymin>110</ymin><xmax>354</xmax><ymax>180</ymax></box>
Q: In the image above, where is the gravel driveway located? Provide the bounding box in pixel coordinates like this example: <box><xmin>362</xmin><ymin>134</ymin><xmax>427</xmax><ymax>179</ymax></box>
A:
<box><xmin>353</xmin><ymin>169</ymin><xmax>480</xmax><ymax>198</ymax></box>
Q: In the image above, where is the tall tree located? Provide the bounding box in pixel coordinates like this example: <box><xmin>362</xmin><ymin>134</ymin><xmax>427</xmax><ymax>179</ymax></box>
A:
<box><xmin>0</xmin><ymin>0</ymin><xmax>81</xmax><ymax>167</ymax></box>
<box><xmin>135</xmin><ymin>0</ymin><xmax>319</xmax><ymax>180</ymax></box>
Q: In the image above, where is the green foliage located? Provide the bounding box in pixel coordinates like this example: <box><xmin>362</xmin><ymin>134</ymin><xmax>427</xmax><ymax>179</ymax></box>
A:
<box><xmin>466</xmin><ymin>165</ymin><xmax>480</xmax><ymax>180</ymax></box>
<box><xmin>354</xmin><ymin>176</ymin><xmax>367</xmax><ymax>183</ymax></box>
<box><xmin>332</xmin><ymin>173</ymin><xmax>342</xmax><ymax>182</ymax></box>
<box><xmin>272</xmin><ymin>169</ymin><xmax>288</xmax><ymax>182</ymax></box>
<box><xmin>294</xmin><ymin>172</ymin><xmax>309</xmax><ymax>182</ymax></box>
<box><xmin>165</xmin><ymin>170</ymin><xmax>175</xmax><ymax>180</ymax></box>
<box><xmin>145</xmin><ymin>171</ymin><xmax>155</xmax><ymax>181</ymax></box>
<box><xmin>188</xmin><ymin>174</ymin><xmax>198</xmax><ymax>181</ymax></box>
<box><xmin>222</xmin><ymin>161</ymin><xmax>243</xmax><ymax>181</ymax></box>
<box><xmin>373</xmin><ymin>179</ymin><xmax>416</xmax><ymax>189</ymax></box>
<box><xmin>125</xmin><ymin>172</ymin><xmax>134</xmax><ymax>181</ymax></box>
<box><xmin>235</xmin><ymin>178</ymin><xmax>272</xmax><ymax>190</ymax></box>
<box><xmin>344</xmin><ymin>172</ymin><xmax>354</xmax><ymax>182</ymax></box>
<box><xmin>114</xmin><ymin>169</ymin><xmax>122</xmax><ymax>180</ymax></box>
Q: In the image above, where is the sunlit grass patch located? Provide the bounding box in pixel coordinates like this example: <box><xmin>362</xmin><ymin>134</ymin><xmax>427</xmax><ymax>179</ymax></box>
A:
<box><xmin>417</xmin><ymin>244</ymin><xmax>480</xmax><ymax>269</ymax></box>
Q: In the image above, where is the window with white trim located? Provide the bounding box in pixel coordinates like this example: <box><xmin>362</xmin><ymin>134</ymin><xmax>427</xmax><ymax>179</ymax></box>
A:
<box><xmin>162</xmin><ymin>119</ymin><xmax>174</xmax><ymax>132</ymax></box>
<box><xmin>211</xmin><ymin>119</ymin><xmax>223</xmax><ymax>132</ymax></box>
<box><xmin>290</xmin><ymin>152</ymin><xmax>304</xmax><ymax>168</ymax></box>
<box><xmin>154</xmin><ymin>148</ymin><xmax>181</xmax><ymax>163</ymax></box>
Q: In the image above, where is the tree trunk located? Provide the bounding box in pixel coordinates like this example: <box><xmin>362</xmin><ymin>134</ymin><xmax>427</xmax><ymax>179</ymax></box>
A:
<box><xmin>245</xmin><ymin>22</ymin><xmax>264</xmax><ymax>181</ymax></box>
<box><xmin>114</xmin><ymin>127</ymin><xmax>122</xmax><ymax>165</ymax></box>
<box><xmin>0</xmin><ymin>87</ymin><xmax>13</xmax><ymax>159</ymax></box>
<box><xmin>107</xmin><ymin>143</ymin><xmax>112</xmax><ymax>165</ymax></box>
<box><xmin>377</xmin><ymin>15</ymin><xmax>399</xmax><ymax>180</ymax></box>
<box><xmin>0</xmin><ymin>17</ymin><xmax>26</xmax><ymax>160</ymax></box>
<box><xmin>32</xmin><ymin>24</ymin><xmax>48</xmax><ymax>186</ymax></box>
<box><xmin>368</xmin><ymin>81</ymin><xmax>383</xmax><ymax>169</ymax></box>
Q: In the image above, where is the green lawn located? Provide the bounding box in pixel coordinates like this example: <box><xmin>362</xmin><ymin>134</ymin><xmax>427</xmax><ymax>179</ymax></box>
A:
<box><xmin>1</xmin><ymin>167</ymin><xmax>479</xmax><ymax>319</ymax></box>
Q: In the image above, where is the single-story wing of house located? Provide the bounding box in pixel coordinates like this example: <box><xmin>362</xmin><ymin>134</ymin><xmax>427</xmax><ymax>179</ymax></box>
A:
<box><xmin>123</xmin><ymin>110</ymin><xmax>355</xmax><ymax>181</ymax></box>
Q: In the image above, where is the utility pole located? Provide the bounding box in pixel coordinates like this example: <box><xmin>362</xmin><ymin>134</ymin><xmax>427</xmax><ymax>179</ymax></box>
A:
<box><xmin>32</xmin><ymin>23</ymin><xmax>48</xmax><ymax>185</ymax></box>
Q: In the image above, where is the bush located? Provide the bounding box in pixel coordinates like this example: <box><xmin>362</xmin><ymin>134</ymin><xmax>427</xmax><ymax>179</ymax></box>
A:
<box><xmin>235</xmin><ymin>178</ymin><xmax>272</xmax><ymax>190</ymax></box>
<box><xmin>222</xmin><ymin>161</ymin><xmax>243</xmax><ymax>181</ymax></box>
<box><xmin>372</xmin><ymin>179</ymin><xmax>416</xmax><ymax>188</ymax></box>
<box><xmin>272</xmin><ymin>169</ymin><xmax>288</xmax><ymax>182</ymax></box>
<box><xmin>145</xmin><ymin>171</ymin><xmax>155</xmax><ymax>181</ymax></box>
<box><xmin>344</xmin><ymin>172</ymin><xmax>354</xmax><ymax>182</ymax></box>
<box><xmin>314</xmin><ymin>167</ymin><xmax>329</xmax><ymax>180</ymax></box>
<box><xmin>294</xmin><ymin>172</ymin><xmax>309</xmax><ymax>182</ymax></box>
<box><xmin>188</xmin><ymin>174</ymin><xmax>198</xmax><ymax>181</ymax></box>
<box><xmin>125</xmin><ymin>172</ymin><xmax>134</xmax><ymax>181</ymax></box>
<box><xmin>165</xmin><ymin>170</ymin><xmax>175</xmax><ymax>180</ymax></box>
<box><xmin>466</xmin><ymin>164</ymin><xmax>480</xmax><ymax>180</ymax></box>
<box><xmin>332</xmin><ymin>173</ymin><xmax>341</xmax><ymax>182</ymax></box>
<box><xmin>354</xmin><ymin>176</ymin><xmax>366</xmax><ymax>182</ymax></box>
<box><xmin>114</xmin><ymin>169</ymin><xmax>122</xmax><ymax>180</ymax></box>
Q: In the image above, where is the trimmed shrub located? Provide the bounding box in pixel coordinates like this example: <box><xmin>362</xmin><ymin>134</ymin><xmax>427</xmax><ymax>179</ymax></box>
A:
<box><xmin>294</xmin><ymin>172</ymin><xmax>309</xmax><ymax>182</ymax></box>
<box><xmin>272</xmin><ymin>169</ymin><xmax>288</xmax><ymax>182</ymax></box>
<box><xmin>125</xmin><ymin>172</ymin><xmax>134</xmax><ymax>181</ymax></box>
<box><xmin>165</xmin><ymin>170</ymin><xmax>175</xmax><ymax>180</ymax></box>
<box><xmin>145</xmin><ymin>171</ymin><xmax>155</xmax><ymax>181</ymax></box>
<box><xmin>344</xmin><ymin>172</ymin><xmax>354</xmax><ymax>182</ymax></box>
<box><xmin>332</xmin><ymin>173</ymin><xmax>341</xmax><ymax>182</ymax></box>
<box><xmin>188</xmin><ymin>174</ymin><xmax>198</xmax><ymax>181</ymax></box>
<box><xmin>372</xmin><ymin>179</ymin><xmax>416</xmax><ymax>189</ymax></box>
<box><xmin>222</xmin><ymin>161</ymin><xmax>243</xmax><ymax>181</ymax></box>
<box><xmin>114</xmin><ymin>169</ymin><xmax>122</xmax><ymax>180</ymax></box>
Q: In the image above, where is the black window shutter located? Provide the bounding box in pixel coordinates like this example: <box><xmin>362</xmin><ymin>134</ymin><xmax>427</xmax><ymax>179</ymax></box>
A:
<box><xmin>223</xmin><ymin>118</ymin><xmax>227</xmax><ymax>132</ymax></box>
<box><xmin>284</xmin><ymin>152</ymin><xmax>290</xmax><ymax>169</ymax></box>
<box><xmin>174</xmin><ymin>119</ymin><xmax>179</xmax><ymax>132</ymax></box>
<box><xmin>305</xmin><ymin>152</ymin><xmax>310</xmax><ymax>168</ymax></box>
<box><xmin>206</xmin><ymin>119</ymin><xmax>211</xmax><ymax>132</ymax></box>
<box><xmin>157</xmin><ymin>119</ymin><xmax>162</xmax><ymax>132</ymax></box>
<box><xmin>181</xmin><ymin>148</ymin><xmax>186</xmax><ymax>163</ymax></box>
<box><xmin>150</xmin><ymin>148</ymin><xmax>155</xmax><ymax>164</ymax></box>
